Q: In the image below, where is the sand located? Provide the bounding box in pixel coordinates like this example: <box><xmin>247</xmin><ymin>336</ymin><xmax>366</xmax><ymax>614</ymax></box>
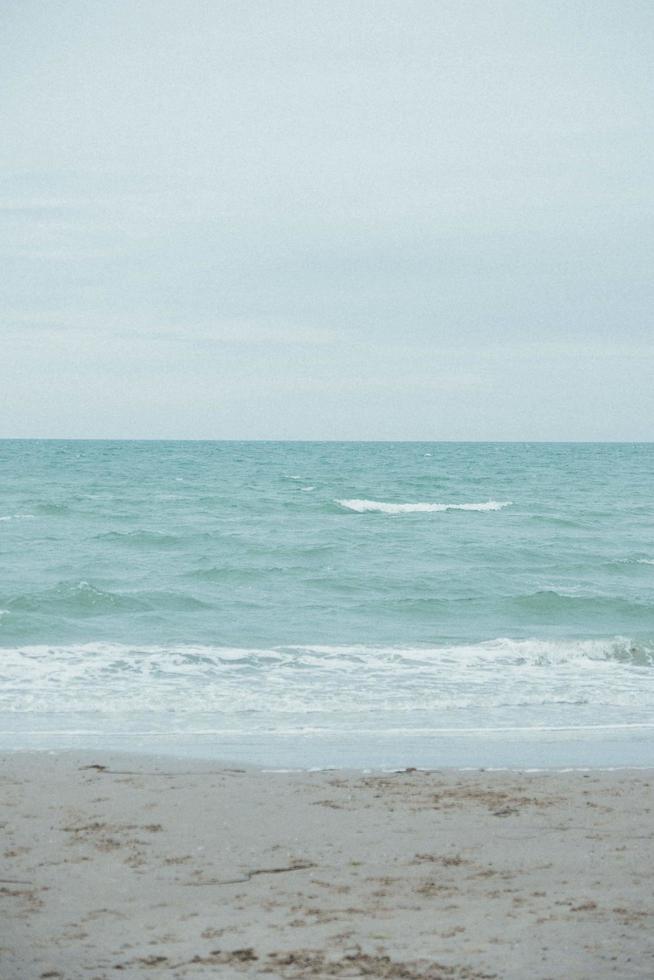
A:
<box><xmin>1</xmin><ymin>752</ymin><xmax>653</xmax><ymax>979</ymax></box>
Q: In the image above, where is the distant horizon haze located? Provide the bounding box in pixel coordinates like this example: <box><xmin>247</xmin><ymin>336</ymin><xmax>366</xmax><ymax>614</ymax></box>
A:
<box><xmin>1</xmin><ymin>438</ymin><xmax>654</xmax><ymax>445</ymax></box>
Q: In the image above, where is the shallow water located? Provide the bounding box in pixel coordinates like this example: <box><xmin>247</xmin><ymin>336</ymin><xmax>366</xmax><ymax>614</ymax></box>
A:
<box><xmin>1</xmin><ymin>440</ymin><xmax>653</xmax><ymax>766</ymax></box>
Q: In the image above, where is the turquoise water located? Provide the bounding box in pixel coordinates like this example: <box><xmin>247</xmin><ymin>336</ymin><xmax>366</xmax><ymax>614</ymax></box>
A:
<box><xmin>1</xmin><ymin>440</ymin><xmax>653</xmax><ymax>767</ymax></box>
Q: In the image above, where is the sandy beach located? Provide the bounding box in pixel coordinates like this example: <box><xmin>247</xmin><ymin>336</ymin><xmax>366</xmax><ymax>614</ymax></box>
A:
<box><xmin>0</xmin><ymin>754</ymin><xmax>652</xmax><ymax>979</ymax></box>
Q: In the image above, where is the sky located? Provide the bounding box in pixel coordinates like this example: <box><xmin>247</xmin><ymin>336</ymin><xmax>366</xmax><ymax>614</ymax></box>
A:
<box><xmin>2</xmin><ymin>0</ymin><xmax>653</xmax><ymax>439</ymax></box>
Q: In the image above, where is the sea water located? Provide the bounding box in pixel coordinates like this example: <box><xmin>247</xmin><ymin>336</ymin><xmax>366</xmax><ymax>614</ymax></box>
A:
<box><xmin>1</xmin><ymin>440</ymin><xmax>653</xmax><ymax>768</ymax></box>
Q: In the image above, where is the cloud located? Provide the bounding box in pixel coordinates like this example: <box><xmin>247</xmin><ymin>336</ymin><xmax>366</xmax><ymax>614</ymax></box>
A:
<box><xmin>176</xmin><ymin>319</ymin><xmax>335</xmax><ymax>347</ymax></box>
<box><xmin>0</xmin><ymin>197</ymin><xmax>86</xmax><ymax>213</ymax></box>
<box><xmin>259</xmin><ymin>373</ymin><xmax>486</xmax><ymax>395</ymax></box>
<box><xmin>2</xmin><ymin>312</ymin><xmax>336</xmax><ymax>348</ymax></box>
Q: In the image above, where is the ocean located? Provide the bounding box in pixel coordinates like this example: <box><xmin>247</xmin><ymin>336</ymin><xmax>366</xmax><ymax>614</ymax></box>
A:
<box><xmin>1</xmin><ymin>440</ymin><xmax>653</xmax><ymax>769</ymax></box>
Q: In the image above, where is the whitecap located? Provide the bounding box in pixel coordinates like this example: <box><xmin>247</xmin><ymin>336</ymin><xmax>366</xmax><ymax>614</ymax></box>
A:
<box><xmin>1</xmin><ymin>637</ymin><xmax>652</xmax><ymax>718</ymax></box>
<box><xmin>335</xmin><ymin>499</ymin><xmax>512</xmax><ymax>514</ymax></box>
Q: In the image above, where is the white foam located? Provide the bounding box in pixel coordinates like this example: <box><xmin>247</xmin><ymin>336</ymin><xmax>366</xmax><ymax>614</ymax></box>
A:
<box><xmin>0</xmin><ymin>637</ymin><xmax>652</xmax><ymax>718</ymax></box>
<box><xmin>336</xmin><ymin>499</ymin><xmax>512</xmax><ymax>514</ymax></box>
<box><xmin>3</xmin><ymin>722</ymin><xmax>654</xmax><ymax>738</ymax></box>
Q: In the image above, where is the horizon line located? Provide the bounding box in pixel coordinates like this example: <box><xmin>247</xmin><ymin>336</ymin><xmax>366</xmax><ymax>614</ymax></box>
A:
<box><xmin>0</xmin><ymin>438</ymin><xmax>652</xmax><ymax>445</ymax></box>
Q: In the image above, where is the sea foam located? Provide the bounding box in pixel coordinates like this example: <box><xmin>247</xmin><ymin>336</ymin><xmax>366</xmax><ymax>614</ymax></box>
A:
<box><xmin>336</xmin><ymin>499</ymin><xmax>512</xmax><ymax>513</ymax></box>
<box><xmin>1</xmin><ymin>638</ymin><xmax>652</xmax><ymax>717</ymax></box>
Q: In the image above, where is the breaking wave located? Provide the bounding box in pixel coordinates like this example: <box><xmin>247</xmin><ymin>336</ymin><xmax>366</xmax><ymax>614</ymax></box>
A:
<box><xmin>1</xmin><ymin>637</ymin><xmax>652</xmax><ymax>716</ymax></box>
<box><xmin>336</xmin><ymin>499</ymin><xmax>512</xmax><ymax>514</ymax></box>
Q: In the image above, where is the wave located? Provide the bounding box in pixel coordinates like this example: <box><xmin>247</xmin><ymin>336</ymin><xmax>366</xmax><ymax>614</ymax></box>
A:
<box><xmin>187</xmin><ymin>564</ymin><xmax>295</xmax><ymax>583</ymax></box>
<box><xmin>509</xmin><ymin>590</ymin><xmax>652</xmax><ymax>619</ymax></box>
<box><xmin>1</xmin><ymin>581</ymin><xmax>209</xmax><ymax>618</ymax></box>
<box><xmin>282</xmin><ymin>638</ymin><xmax>654</xmax><ymax>668</ymax></box>
<box><xmin>336</xmin><ymin>499</ymin><xmax>512</xmax><ymax>514</ymax></box>
<box><xmin>0</xmin><ymin>514</ymin><xmax>36</xmax><ymax>522</ymax></box>
<box><xmin>34</xmin><ymin>502</ymin><xmax>70</xmax><ymax>515</ymax></box>
<box><xmin>528</xmin><ymin>514</ymin><xmax>585</xmax><ymax>528</ymax></box>
<box><xmin>3</xmin><ymin>581</ymin><xmax>148</xmax><ymax>615</ymax></box>
<box><xmin>2</xmin><ymin>637</ymin><xmax>651</xmax><ymax>669</ymax></box>
<box><xmin>95</xmin><ymin>530</ymin><xmax>181</xmax><ymax>547</ymax></box>
<box><xmin>1</xmin><ymin>637</ymin><xmax>653</xmax><ymax>716</ymax></box>
<box><xmin>186</xmin><ymin>565</ymin><xmax>260</xmax><ymax>583</ymax></box>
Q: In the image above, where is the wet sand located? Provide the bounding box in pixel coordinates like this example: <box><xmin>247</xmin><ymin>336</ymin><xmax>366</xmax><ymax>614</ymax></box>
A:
<box><xmin>1</xmin><ymin>752</ymin><xmax>653</xmax><ymax>979</ymax></box>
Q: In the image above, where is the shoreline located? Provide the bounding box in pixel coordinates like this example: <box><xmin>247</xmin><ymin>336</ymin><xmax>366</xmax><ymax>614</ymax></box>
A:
<box><xmin>2</xmin><ymin>745</ymin><xmax>654</xmax><ymax>774</ymax></box>
<box><xmin>2</xmin><ymin>751</ymin><xmax>653</xmax><ymax>978</ymax></box>
<box><xmin>4</xmin><ymin>718</ymin><xmax>654</xmax><ymax>772</ymax></box>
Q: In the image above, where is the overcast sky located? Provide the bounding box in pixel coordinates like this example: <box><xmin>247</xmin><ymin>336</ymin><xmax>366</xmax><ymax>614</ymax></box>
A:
<box><xmin>2</xmin><ymin>0</ymin><xmax>653</xmax><ymax>439</ymax></box>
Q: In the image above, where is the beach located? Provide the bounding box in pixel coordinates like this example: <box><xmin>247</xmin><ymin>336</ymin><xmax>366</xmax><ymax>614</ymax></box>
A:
<box><xmin>1</xmin><ymin>753</ymin><xmax>653</xmax><ymax>979</ymax></box>
<box><xmin>2</xmin><ymin>444</ymin><xmax>654</xmax><ymax>975</ymax></box>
